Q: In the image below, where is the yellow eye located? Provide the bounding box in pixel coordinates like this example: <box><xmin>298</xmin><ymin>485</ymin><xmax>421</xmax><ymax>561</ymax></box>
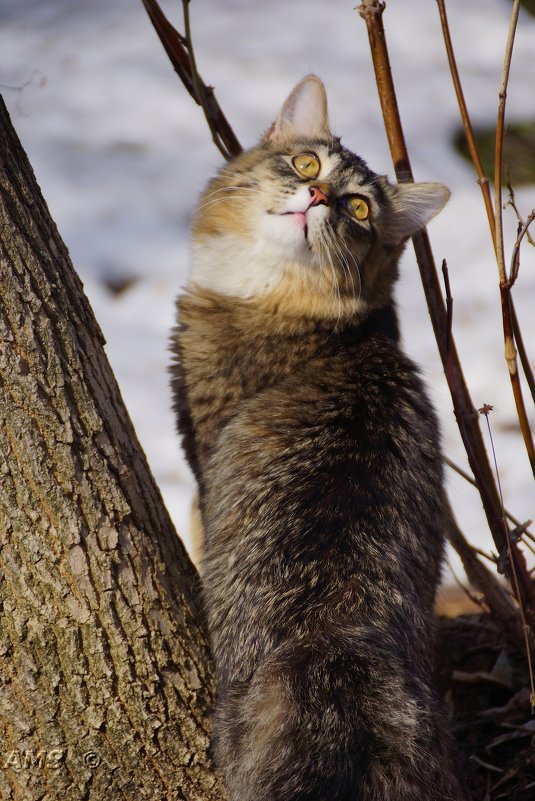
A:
<box><xmin>345</xmin><ymin>196</ymin><xmax>369</xmax><ymax>221</ymax></box>
<box><xmin>292</xmin><ymin>153</ymin><xmax>321</xmax><ymax>179</ymax></box>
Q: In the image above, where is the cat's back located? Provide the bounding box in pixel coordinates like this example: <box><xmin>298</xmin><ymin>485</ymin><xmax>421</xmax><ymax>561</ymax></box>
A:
<box><xmin>200</xmin><ymin>307</ymin><xmax>444</xmax><ymax>649</ymax></box>
<box><xmin>202</xmin><ymin>304</ymin><xmax>441</xmax><ymax>497</ymax></box>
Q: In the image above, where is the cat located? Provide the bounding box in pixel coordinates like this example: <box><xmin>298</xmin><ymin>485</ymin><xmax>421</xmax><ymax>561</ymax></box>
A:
<box><xmin>171</xmin><ymin>75</ymin><xmax>467</xmax><ymax>801</ymax></box>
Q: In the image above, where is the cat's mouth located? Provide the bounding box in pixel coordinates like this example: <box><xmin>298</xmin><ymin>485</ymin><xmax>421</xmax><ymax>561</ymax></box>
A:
<box><xmin>265</xmin><ymin>207</ymin><xmax>328</xmax><ymax>253</ymax></box>
<box><xmin>281</xmin><ymin>211</ymin><xmax>308</xmax><ymax>239</ymax></box>
<box><xmin>267</xmin><ymin>209</ymin><xmax>312</xmax><ymax>242</ymax></box>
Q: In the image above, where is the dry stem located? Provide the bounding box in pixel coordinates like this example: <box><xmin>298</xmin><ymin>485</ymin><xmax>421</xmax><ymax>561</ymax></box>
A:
<box><xmin>445</xmin><ymin>457</ymin><xmax>533</xmax><ymax>539</ymax></box>
<box><xmin>480</xmin><ymin>405</ymin><xmax>535</xmax><ymax>708</ymax></box>
<box><xmin>445</xmin><ymin>505</ymin><xmax>531</xmax><ymax>651</ymax></box>
<box><xmin>357</xmin><ymin>0</ymin><xmax>535</xmax><ymax>632</ymax></box>
<box><xmin>435</xmin><ymin>0</ymin><xmax>496</xmax><ymax>249</ymax></box>
<box><xmin>508</xmin><ymin>181</ymin><xmax>535</xmax><ymax>247</ymax></box>
<box><xmin>438</xmin><ymin>0</ymin><xmax>535</xmax><ymax>396</ymax></box>
<box><xmin>494</xmin><ymin>0</ymin><xmax>521</xmax><ymax>284</ymax></box>
<box><xmin>141</xmin><ymin>0</ymin><xmax>241</xmax><ymax>159</ymax></box>
<box><xmin>494</xmin><ymin>0</ymin><xmax>535</xmax><ymax>475</ymax></box>
<box><xmin>509</xmin><ymin>210</ymin><xmax>535</xmax><ymax>288</ymax></box>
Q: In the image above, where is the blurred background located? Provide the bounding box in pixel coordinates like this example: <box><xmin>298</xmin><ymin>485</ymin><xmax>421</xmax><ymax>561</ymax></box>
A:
<box><xmin>1</xmin><ymin>0</ymin><xmax>534</xmax><ymax>586</ymax></box>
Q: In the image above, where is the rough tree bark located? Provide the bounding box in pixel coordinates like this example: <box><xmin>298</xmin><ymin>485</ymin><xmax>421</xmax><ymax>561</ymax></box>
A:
<box><xmin>0</xmin><ymin>96</ymin><xmax>225</xmax><ymax>800</ymax></box>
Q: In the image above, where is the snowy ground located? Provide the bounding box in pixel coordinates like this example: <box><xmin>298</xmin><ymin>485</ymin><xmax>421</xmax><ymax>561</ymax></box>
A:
<box><xmin>1</xmin><ymin>0</ymin><xmax>534</xmax><ymax>583</ymax></box>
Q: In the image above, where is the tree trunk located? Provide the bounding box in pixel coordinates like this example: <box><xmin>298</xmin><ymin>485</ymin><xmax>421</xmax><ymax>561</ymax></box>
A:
<box><xmin>0</xmin><ymin>96</ymin><xmax>224</xmax><ymax>801</ymax></box>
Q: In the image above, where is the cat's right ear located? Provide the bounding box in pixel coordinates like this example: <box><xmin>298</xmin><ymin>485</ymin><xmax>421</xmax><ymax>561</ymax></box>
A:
<box><xmin>384</xmin><ymin>182</ymin><xmax>451</xmax><ymax>245</ymax></box>
<box><xmin>264</xmin><ymin>75</ymin><xmax>330</xmax><ymax>143</ymax></box>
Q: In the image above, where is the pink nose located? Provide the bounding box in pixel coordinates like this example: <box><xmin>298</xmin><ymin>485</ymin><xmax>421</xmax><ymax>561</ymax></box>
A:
<box><xmin>308</xmin><ymin>185</ymin><xmax>330</xmax><ymax>207</ymax></box>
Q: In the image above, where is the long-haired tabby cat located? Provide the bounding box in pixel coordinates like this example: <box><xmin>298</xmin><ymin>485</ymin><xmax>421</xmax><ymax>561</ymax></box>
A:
<box><xmin>172</xmin><ymin>76</ymin><xmax>467</xmax><ymax>801</ymax></box>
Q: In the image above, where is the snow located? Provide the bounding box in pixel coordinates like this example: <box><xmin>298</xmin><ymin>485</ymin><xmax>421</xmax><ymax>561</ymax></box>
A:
<box><xmin>1</xmin><ymin>0</ymin><xmax>534</xmax><ymax>582</ymax></box>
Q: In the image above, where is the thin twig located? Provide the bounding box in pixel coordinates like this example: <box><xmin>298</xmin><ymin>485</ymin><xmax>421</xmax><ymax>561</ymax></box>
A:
<box><xmin>445</xmin><ymin>457</ymin><xmax>534</xmax><ymax>538</ymax></box>
<box><xmin>0</xmin><ymin>69</ymin><xmax>46</xmax><ymax>117</ymax></box>
<box><xmin>436</xmin><ymin>0</ymin><xmax>535</xmax><ymax>471</ymax></box>
<box><xmin>445</xmin><ymin>503</ymin><xmax>531</xmax><ymax>650</ymax></box>
<box><xmin>493</xmin><ymin>0</ymin><xmax>535</xmax><ymax>474</ymax></box>
<box><xmin>357</xmin><ymin>0</ymin><xmax>535</xmax><ymax>632</ymax></box>
<box><xmin>181</xmin><ymin>0</ymin><xmax>231</xmax><ymax>160</ymax></box>
<box><xmin>518</xmin><ymin>533</ymin><xmax>535</xmax><ymax>560</ymax></box>
<box><xmin>521</xmin><ymin>525</ymin><xmax>535</xmax><ymax>548</ymax></box>
<box><xmin>442</xmin><ymin>259</ymin><xmax>453</xmax><ymax>376</ymax></box>
<box><xmin>435</xmin><ymin>0</ymin><xmax>496</xmax><ymax>250</ymax></box>
<box><xmin>509</xmin><ymin>210</ymin><xmax>535</xmax><ymax>287</ymax></box>
<box><xmin>140</xmin><ymin>0</ymin><xmax>241</xmax><ymax>159</ymax></box>
<box><xmin>446</xmin><ymin>557</ymin><xmax>487</xmax><ymax>610</ymax></box>
<box><xmin>472</xmin><ymin>548</ymin><xmax>499</xmax><ymax>565</ymax></box>
<box><xmin>494</xmin><ymin>0</ymin><xmax>521</xmax><ymax>285</ymax></box>
<box><xmin>508</xmin><ymin>180</ymin><xmax>535</xmax><ymax>247</ymax></box>
<box><xmin>479</xmin><ymin>404</ymin><xmax>535</xmax><ymax>709</ymax></box>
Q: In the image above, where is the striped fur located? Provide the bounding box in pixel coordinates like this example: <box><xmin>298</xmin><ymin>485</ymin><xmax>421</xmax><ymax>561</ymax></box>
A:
<box><xmin>171</xmin><ymin>76</ymin><xmax>466</xmax><ymax>801</ymax></box>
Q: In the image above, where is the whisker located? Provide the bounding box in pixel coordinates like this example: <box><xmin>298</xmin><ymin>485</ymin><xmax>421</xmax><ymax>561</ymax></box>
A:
<box><xmin>317</xmin><ymin>227</ymin><xmax>343</xmax><ymax>328</ymax></box>
<box><xmin>204</xmin><ymin>185</ymin><xmax>261</xmax><ymax>200</ymax></box>
<box><xmin>196</xmin><ymin>190</ymin><xmax>260</xmax><ymax>213</ymax></box>
<box><xmin>331</xmin><ymin>234</ymin><xmax>356</xmax><ymax>301</ymax></box>
<box><xmin>216</xmin><ymin>169</ymin><xmax>261</xmax><ymax>187</ymax></box>
<box><xmin>341</xmin><ymin>242</ymin><xmax>362</xmax><ymax>301</ymax></box>
<box><xmin>319</xmin><ymin>228</ymin><xmax>343</xmax><ymax>309</ymax></box>
<box><xmin>328</xmin><ymin>223</ymin><xmax>362</xmax><ymax>302</ymax></box>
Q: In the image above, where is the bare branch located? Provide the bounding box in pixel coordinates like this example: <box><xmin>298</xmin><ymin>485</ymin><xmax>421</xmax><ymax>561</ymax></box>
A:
<box><xmin>441</xmin><ymin>259</ymin><xmax>453</xmax><ymax>384</ymax></box>
<box><xmin>445</xmin><ymin>456</ymin><xmax>534</xmax><ymax>539</ymax></box>
<box><xmin>509</xmin><ymin>210</ymin><xmax>535</xmax><ymax>287</ymax></box>
<box><xmin>493</xmin><ymin>0</ymin><xmax>535</xmax><ymax>474</ymax></box>
<box><xmin>508</xmin><ymin>179</ymin><xmax>535</xmax><ymax>247</ymax></box>
<box><xmin>446</xmin><ymin>506</ymin><xmax>531</xmax><ymax>651</ymax></box>
<box><xmin>436</xmin><ymin>0</ymin><xmax>535</xmax><ymax>473</ymax></box>
<box><xmin>181</xmin><ymin>0</ymin><xmax>235</xmax><ymax>160</ymax></box>
<box><xmin>141</xmin><ymin>0</ymin><xmax>241</xmax><ymax>159</ymax></box>
<box><xmin>357</xmin><ymin>1</ymin><xmax>411</xmax><ymax>182</ymax></box>
<box><xmin>357</xmin><ymin>0</ymin><xmax>535</xmax><ymax>631</ymax></box>
<box><xmin>479</xmin><ymin>405</ymin><xmax>535</xmax><ymax>706</ymax></box>
<box><xmin>435</xmin><ymin>0</ymin><xmax>496</xmax><ymax>250</ymax></box>
<box><xmin>494</xmin><ymin>0</ymin><xmax>521</xmax><ymax>285</ymax></box>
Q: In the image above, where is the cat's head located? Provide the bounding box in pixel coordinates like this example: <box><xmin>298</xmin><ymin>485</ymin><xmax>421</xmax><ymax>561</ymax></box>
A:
<box><xmin>189</xmin><ymin>75</ymin><xmax>449</xmax><ymax>319</ymax></box>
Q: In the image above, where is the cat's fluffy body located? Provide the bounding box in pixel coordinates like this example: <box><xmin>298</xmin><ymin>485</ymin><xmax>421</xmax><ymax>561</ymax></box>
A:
<box><xmin>172</xmin><ymin>77</ymin><xmax>467</xmax><ymax>801</ymax></box>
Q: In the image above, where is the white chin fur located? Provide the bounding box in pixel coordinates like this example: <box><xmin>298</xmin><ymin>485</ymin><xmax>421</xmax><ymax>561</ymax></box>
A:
<box><xmin>189</xmin><ymin>233</ymin><xmax>293</xmax><ymax>299</ymax></box>
<box><xmin>261</xmin><ymin>212</ymin><xmax>311</xmax><ymax>259</ymax></box>
<box><xmin>189</xmin><ymin>212</ymin><xmax>324</xmax><ymax>299</ymax></box>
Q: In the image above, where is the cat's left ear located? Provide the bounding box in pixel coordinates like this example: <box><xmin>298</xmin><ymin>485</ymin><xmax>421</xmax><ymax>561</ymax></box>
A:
<box><xmin>264</xmin><ymin>75</ymin><xmax>330</xmax><ymax>142</ymax></box>
<box><xmin>384</xmin><ymin>182</ymin><xmax>450</xmax><ymax>245</ymax></box>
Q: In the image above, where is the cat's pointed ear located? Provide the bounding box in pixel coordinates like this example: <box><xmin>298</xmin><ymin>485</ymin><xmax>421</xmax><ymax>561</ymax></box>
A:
<box><xmin>264</xmin><ymin>75</ymin><xmax>330</xmax><ymax>142</ymax></box>
<box><xmin>384</xmin><ymin>182</ymin><xmax>450</xmax><ymax>245</ymax></box>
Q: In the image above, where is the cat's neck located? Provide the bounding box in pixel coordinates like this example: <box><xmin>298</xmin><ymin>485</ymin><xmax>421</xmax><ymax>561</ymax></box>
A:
<box><xmin>183</xmin><ymin>280</ymin><xmax>369</xmax><ymax>334</ymax></box>
<box><xmin>180</xmin><ymin>282</ymin><xmax>400</xmax><ymax>348</ymax></box>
